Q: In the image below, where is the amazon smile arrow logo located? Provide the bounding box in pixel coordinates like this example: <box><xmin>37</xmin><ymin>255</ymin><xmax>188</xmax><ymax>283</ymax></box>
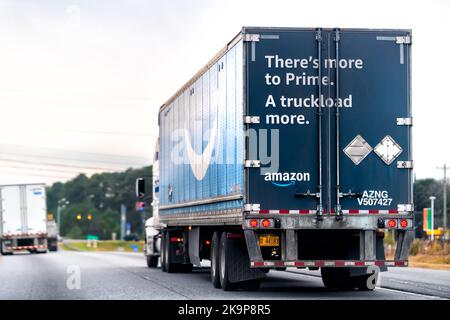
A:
<box><xmin>184</xmin><ymin>118</ymin><xmax>218</xmax><ymax>181</ymax></box>
<box><xmin>271</xmin><ymin>181</ymin><xmax>296</xmax><ymax>187</ymax></box>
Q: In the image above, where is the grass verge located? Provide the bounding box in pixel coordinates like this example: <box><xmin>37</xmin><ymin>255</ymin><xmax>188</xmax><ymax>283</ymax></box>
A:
<box><xmin>61</xmin><ymin>240</ymin><xmax>144</xmax><ymax>253</ymax></box>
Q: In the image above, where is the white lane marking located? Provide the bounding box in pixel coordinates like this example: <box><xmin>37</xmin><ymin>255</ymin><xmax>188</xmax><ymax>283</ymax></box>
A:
<box><xmin>283</xmin><ymin>270</ymin><xmax>447</xmax><ymax>299</ymax></box>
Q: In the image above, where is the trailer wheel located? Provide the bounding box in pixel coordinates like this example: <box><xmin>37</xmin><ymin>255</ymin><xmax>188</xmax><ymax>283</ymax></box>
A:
<box><xmin>160</xmin><ymin>234</ymin><xmax>167</xmax><ymax>272</ymax></box>
<box><xmin>163</xmin><ymin>232</ymin><xmax>179</xmax><ymax>273</ymax></box>
<box><xmin>242</xmin><ymin>278</ymin><xmax>262</xmax><ymax>291</ymax></box>
<box><xmin>219</xmin><ymin>232</ymin><xmax>238</xmax><ymax>291</ymax></box>
<box><xmin>146</xmin><ymin>255</ymin><xmax>159</xmax><ymax>268</ymax></box>
<box><xmin>321</xmin><ymin>268</ymin><xmax>355</xmax><ymax>290</ymax></box>
<box><xmin>180</xmin><ymin>263</ymin><xmax>193</xmax><ymax>273</ymax></box>
<box><xmin>354</xmin><ymin>274</ymin><xmax>377</xmax><ymax>291</ymax></box>
<box><xmin>0</xmin><ymin>242</ymin><xmax>10</xmax><ymax>256</ymax></box>
<box><xmin>210</xmin><ymin>231</ymin><xmax>221</xmax><ymax>288</ymax></box>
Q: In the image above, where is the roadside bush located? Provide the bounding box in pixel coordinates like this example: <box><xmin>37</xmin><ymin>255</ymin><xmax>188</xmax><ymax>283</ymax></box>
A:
<box><xmin>409</xmin><ymin>239</ymin><xmax>421</xmax><ymax>256</ymax></box>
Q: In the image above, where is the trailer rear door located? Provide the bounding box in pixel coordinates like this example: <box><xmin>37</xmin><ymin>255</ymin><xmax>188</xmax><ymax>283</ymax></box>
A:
<box><xmin>245</xmin><ymin>28</ymin><xmax>412</xmax><ymax>215</ymax></box>
<box><xmin>245</xmin><ymin>28</ymin><xmax>322</xmax><ymax>213</ymax></box>
<box><xmin>1</xmin><ymin>186</ymin><xmax>22</xmax><ymax>234</ymax></box>
<box><xmin>25</xmin><ymin>185</ymin><xmax>47</xmax><ymax>234</ymax></box>
<box><xmin>336</xmin><ymin>29</ymin><xmax>412</xmax><ymax>214</ymax></box>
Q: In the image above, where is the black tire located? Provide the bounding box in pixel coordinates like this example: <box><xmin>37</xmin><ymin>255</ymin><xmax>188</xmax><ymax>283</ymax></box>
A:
<box><xmin>219</xmin><ymin>232</ymin><xmax>238</xmax><ymax>291</ymax></box>
<box><xmin>261</xmin><ymin>269</ymin><xmax>270</xmax><ymax>274</ymax></box>
<box><xmin>241</xmin><ymin>279</ymin><xmax>262</xmax><ymax>291</ymax></box>
<box><xmin>354</xmin><ymin>274</ymin><xmax>377</xmax><ymax>291</ymax></box>
<box><xmin>180</xmin><ymin>263</ymin><xmax>193</xmax><ymax>273</ymax></box>
<box><xmin>146</xmin><ymin>255</ymin><xmax>159</xmax><ymax>268</ymax></box>
<box><xmin>161</xmin><ymin>232</ymin><xmax>167</xmax><ymax>272</ymax></box>
<box><xmin>163</xmin><ymin>232</ymin><xmax>178</xmax><ymax>273</ymax></box>
<box><xmin>321</xmin><ymin>268</ymin><xmax>355</xmax><ymax>290</ymax></box>
<box><xmin>210</xmin><ymin>231</ymin><xmax>222</xmax><ymax>288</ymax></box>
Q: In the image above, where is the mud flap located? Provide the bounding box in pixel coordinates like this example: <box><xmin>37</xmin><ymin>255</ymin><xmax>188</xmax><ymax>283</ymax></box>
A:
<box><xmin>227</xmin><ymin>235</ymin><xmax>265</xmax><ymax>283</ymax></box>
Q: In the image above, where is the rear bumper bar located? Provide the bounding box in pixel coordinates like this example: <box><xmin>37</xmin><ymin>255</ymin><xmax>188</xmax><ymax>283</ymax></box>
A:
<box><xmin>250</xmin><ymin>260</ymin><xmax>408</xmax><ymax>268</ymax></box>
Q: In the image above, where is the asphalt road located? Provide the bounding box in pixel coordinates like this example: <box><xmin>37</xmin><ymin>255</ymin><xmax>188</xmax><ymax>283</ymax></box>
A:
<box><xmin>0</xmin><ymin>250</ymin><xmax>448</xmax><ymax>300</ymax></box>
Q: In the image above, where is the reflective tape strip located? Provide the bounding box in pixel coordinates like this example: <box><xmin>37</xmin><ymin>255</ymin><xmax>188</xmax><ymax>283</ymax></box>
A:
<box><xmin>250</xmin><ymin>260</ymin><xmax>408</xmax><ymax>267</ymax></box>
<box><xmin>258</xmin><ymin>209</ymin><xmax>402</xmax><ymax>215</ymax></box>
<box><xmin>258</xmin><ymin>210</ymin><xmax>316</xmax><ymax>215</ymax></box>
<box><xmin>341</xmin><ymin>209</ymin><xmax>399</xmax><ymax>215</ymax></box>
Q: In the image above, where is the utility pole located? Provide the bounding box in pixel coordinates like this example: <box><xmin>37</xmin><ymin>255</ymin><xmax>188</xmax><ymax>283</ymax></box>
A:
<box><xmin>120</xmin><ymin>204</ymin><xmax>126</xmax><ymax>241</ymax></box>
<box><xmin>57</xmin><ymin>198</ymin><xmax>70</xmax><ymax>236</ymax></box>
<box><xmin>437</xmin><ymin>164</ymin><xmax>448</xmax><ymax>231</ymax></box>
<box><xmin>430</xmin><ymin>196</ymin><xmax>436</xmax><ymax>241</ymax></box>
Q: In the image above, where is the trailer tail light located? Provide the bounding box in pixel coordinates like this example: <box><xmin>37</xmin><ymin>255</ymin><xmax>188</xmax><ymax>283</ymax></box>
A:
<box><xmin>170</xmin><ymin>237</ymin><xmax>183</xmax><ymax>243</ymax></box>
<box><xmin>249</xmin><ymin>219</ymin><xmax>259</xmax><ymax>228</ymax></box>
<box><xmin>400</xmin><ymin>219</ymin><xmax>408</xmax><ymax>228</ymax></box>
<box><xmin>387</xmin><ymin>219</ymin><xmax>397</xmax><ymax>228</ymax></box>
<box><xmin>261</xmin><ymin>219</ymin><xmax>271</xmax><ymax>228</ymax></box>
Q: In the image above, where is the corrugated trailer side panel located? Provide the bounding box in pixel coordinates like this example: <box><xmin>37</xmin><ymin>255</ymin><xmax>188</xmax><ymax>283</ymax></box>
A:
<box><xmin>159</xmin><ymin>39</ymin><xmax>245</xmax><ymax>221</ymax></box>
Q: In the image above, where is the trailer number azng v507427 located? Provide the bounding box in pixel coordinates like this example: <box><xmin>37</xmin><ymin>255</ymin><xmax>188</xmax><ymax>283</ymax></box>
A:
<box><xmin>357</xmin><ymin>190</ymin><xmax>393</xmax><ymax>206</ymax></box>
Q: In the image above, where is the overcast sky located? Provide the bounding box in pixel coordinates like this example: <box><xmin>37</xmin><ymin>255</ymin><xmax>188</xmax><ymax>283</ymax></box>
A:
<box><xmin>0</xmin><ymin>0</ymin><xmax>448</xmax><ymax>185</ymax></box>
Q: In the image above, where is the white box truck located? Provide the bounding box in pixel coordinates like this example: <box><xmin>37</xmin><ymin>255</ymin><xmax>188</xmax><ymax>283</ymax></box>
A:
<box><xmin>0</xmin><ymin>183</ymin><xmax>48</xmax><ymax>255</ymax></box>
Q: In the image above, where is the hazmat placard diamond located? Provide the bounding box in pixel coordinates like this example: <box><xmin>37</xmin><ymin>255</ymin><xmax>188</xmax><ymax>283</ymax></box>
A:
<box><xmin>374</xmin><ymin>135</ymin><xmax>402</xmax><ymax>165</ymax></box>
<box><xmin>343</xmin><ymin>135</ymin><xmax>372</xmax><ymax>165</ymax></box>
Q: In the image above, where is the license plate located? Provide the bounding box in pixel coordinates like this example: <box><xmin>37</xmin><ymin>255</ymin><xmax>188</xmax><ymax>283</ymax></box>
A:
<box><xmin>259</xmin><ymin>235</ymin><xmax>280</xmax><ymax>247</ymax></box>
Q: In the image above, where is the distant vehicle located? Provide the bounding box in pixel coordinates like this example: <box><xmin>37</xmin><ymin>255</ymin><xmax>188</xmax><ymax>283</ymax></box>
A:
<box><xmin>138</xmin><ymin>27</ymin><xmax>413</xmax><ymax>291</ymax></box>
<box><xmin>46</xmin><ymin>219</ymin><xmax>58</xmax><ymax>252</ymax></box>
<box><xmin>124</xmin><ymin>234</ymin><xmax>140</xmax><ymax>241</ymax></box>
<box><xmin>0</xmin><ymin>183</ymin><xmax>49</xmax><ymax>255</ymax></box>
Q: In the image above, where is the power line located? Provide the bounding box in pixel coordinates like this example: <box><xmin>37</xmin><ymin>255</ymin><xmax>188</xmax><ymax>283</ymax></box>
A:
<box><xmin>437</xmin><ymin>164</ymin><xmax>449</xmax><ymax>231</ymax></box>
<box><xmin>0</xmin><ymin>157</ymin><xmax>123</xmax><ymax>171</ymax></box>
<box><xmin>0</xmin><ymin>128</ymin><xmax>154</xmax><ymax>137</ymax></box>
<box><xmin>45</xmin><ymin>129</ymin><xmax>153</xmax><ymax>137</ymax></box>
<box><xmin>0</xmin><ymin>143</ymin><xmax>149</xmax><ymax>163</ymax></box>
<box><xmin>0</xmin><ymin>170</ymin><xmax>74</xmax><ymax>180</ymax></box>
<box><xmin>0</xmin><ymin>88</ymin><xmax>153</xmax><ymax>101</ymax></box>
<box><xmin>0</xmin><ymin>151</ymin><xmax>148</xmax><ymax>166</ymax></box>
<box><xmin>0</xmin><ymin>163</ymin><xmax>111</xmax><ymax>175</ymax></box>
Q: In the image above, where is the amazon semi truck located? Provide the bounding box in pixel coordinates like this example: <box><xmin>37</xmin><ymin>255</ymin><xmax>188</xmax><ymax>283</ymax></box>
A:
<box><xmin>0</xmin><ymin>183</ymin><xmax>48</xmax><ymax>255</ymax></box>
<box><xmin>138</xmin><ymin>27</ymin><xmax>413</xmax><ymax>290</ymax></box>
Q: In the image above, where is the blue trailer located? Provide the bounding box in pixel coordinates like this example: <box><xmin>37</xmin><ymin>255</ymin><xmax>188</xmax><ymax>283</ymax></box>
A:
<box><xmin>137</xmin><ymin>27</ymin><xmax>413</xmax><ymax>291</ymax></box>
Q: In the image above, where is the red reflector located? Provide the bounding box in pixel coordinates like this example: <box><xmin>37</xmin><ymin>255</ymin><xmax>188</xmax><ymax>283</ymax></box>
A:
<box><xmin>249</xmin><ymin>219</ymin><xmax>258</xmax><ymax>228</ymax></box>
<box><xmin>387</xmin><ymin>219</ymin><xmax>397</xmax><ymax>228</ymax></box>
<box><xmin>261</xmin><ymin>219</ymin><xmax>270</xmax><ymax>228</ymax></box>
<box><xmin>400</xmin><ymin>219</ymin><xmax>408</xmax><ymax>228</ymax></box>
<box><xmin>170</xmin><ymin>237</ymin><xmax>182</xmax><ymax>243</ymax></box>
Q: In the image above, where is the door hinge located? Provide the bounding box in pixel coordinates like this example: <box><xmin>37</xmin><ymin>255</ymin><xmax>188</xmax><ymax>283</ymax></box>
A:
<box><xmin>244</xmin><ymin>203</ymin><xmax>260</xmax><ymax>212</ymax></box>
<box><xmin>244</xmin><ymin>116</ymin><xmax>260</xmax><ymax>124</ymax></box>
<box><xmin>244</xmin><ymin>160</ymin><xmax>261</xmax><ymax>168</ymax></box>
<box><xmin>398</xmin><ymin>204</ymin><xmax>414</xmax><ymax>212</ymax></box>
<box><xmin>397</xmin><ymin>117</ymin><xmax>413</xmax><ymax>126</ymax></box>
<box><xmin>397</xmin><ymin>160</ymin><xmax>413</xmax><ymax>169</ymax></box>
<box><xmin>316</xmin><ymin>29</ymin><xmax>322</xmax><ymax>41</ymax></box>
<box><xmin>396</xmin><ymin>36</ymin><xmax>412</xmax><ymax>44</ymax></box>
<box><xmin>243</xmin><ymin>34</ymin><xmax>260</xmax><ymax>42</ymax></box>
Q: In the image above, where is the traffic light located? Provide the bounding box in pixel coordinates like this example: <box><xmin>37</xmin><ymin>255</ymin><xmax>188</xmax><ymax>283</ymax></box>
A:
<box><xmin>87</xmin><ymin>213</ymin><xmax>93</xmax><ymax>220</ymax></box>
<box><xmin>76</xmin><ymin>213</ymin><xmax>82</xmax><ymax>221</ymax></box>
